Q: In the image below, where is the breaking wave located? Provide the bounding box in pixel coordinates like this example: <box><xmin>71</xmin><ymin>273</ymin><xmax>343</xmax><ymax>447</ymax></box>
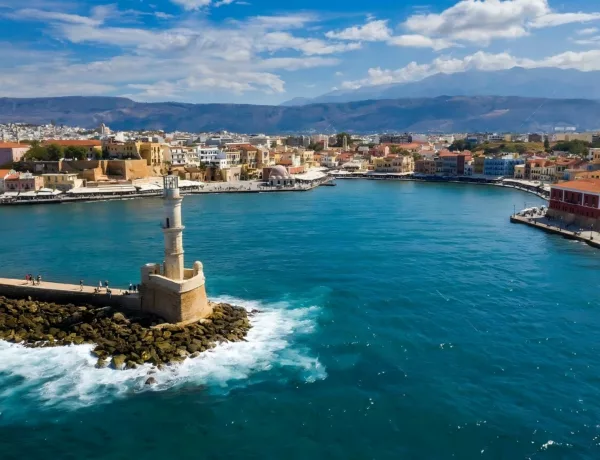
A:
<box><xmin>0</xmin><ymin>296</ymin><xmax>325</xmax><ymax>416</ymax></box>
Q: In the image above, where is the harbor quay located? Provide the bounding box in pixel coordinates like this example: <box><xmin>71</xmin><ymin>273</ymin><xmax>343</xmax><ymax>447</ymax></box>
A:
<box><xmin>0</xmin><ymin>278</ymin><xmax>141</xmax><ymax>312</ymax></box>
<box><xmin>510</xmin><ymin>213</ymin><xmax>600</xmax><ymax>249</ymax></box>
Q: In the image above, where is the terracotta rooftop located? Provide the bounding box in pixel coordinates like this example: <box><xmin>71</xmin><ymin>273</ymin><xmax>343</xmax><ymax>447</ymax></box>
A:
<box><xmin>0</xmin><ymin>142</ymin><xmax>28</xmax><ymax>149</ymax></box>
<box><xmin>0</xmin><ymin>169</ymin><xmax>12</xmax><ymax>177</ymax></box>
<box><xmin>553</xmin><ymin>179</ymin><xmax>600</xmax><ymax>193</ymax></box>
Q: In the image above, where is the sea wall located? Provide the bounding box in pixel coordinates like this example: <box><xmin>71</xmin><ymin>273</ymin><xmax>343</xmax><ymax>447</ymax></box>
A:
<box><xmin>0</xmin><ymin>279</ymin><xmax>141</xmax><ymax>312</ymax></box>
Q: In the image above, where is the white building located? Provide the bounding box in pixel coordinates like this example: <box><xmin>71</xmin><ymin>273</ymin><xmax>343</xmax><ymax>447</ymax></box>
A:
<box><xmin>208</xmin><ymin>152</ymin><xmax>230</xmax><ymax>169</ymax></box>
<box><xmin>193</xmin><ymin>147</ymin><xmax>222</xmax><ymax>165</ymax></box>
<box><xmin>167</xmin><ymin>147</ymin><xmax>190</xmax><ymax>166</ymax></box>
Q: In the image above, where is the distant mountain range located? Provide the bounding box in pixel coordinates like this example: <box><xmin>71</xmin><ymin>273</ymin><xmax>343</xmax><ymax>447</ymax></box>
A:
<box><xmin>281</xmin><ymin>68</ymin><xmax>600</xmax><ymax>106</ymax></box>
<box><xmin>1</xmin><ymin>95</ymin><xmax>600</xmax><ymax>133</ymax></box>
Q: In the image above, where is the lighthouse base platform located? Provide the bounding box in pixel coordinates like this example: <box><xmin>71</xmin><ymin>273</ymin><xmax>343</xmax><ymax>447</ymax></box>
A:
<box><xmin>140</xmin><ymin>261</ymin><xmax>212</xmax><ymax>324</ymax></box>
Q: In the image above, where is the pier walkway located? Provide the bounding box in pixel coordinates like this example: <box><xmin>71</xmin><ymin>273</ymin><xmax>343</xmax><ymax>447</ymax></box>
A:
<box><xmin>510</xmin><ymin>215</ymin><xmax>600</xmax><ymax>250</ymax></box>
<box><xmin>0</xmin><ymin>278</ymin><xmax>141</xmax><ymax>311</ymax></box>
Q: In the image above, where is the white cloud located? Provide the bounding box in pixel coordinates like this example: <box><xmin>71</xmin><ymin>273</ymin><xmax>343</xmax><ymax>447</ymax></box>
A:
<box><xmin>6</xmin><ymin>8</ymin><xmax>102</xmax><ymax>26</ymax></box>
<box><xmin>342</xmin><ymin>49</ymin><xmax>600</xmax><ymax>89</ymax></box>
<box><xmin>258</xmin><ymin>32</ymin><xmax>361</xmax><ymax>55</ymax></box>
<box><xmin>573</xmin><ymin>36</ymin><xmax>600</xmax><ymax>46</ymax></box>
<box><xmin>387</xmin><ymin>34</ymin><xmax>455</xmax><ymax>51</ymax></box>
<box><xmin>577</xmin><ymin>27</ymin><xmax>599</xmax><ymax>36</ymax></box>
<box><xmin>325</xmin><ymin>19</ymin><xmax>391</xmax><ymax>41</ymax></box>
<box><xmin>403</xmin><ymin>0</ymin><xmax>600</xmax><ymax>45</ymax></box>
<box><xmin>530</xmin><ymin>12</ymin><xmax>600</xmax><ymax>28</ymax></box>
<box><xmin>1</xmin><ymin>7</ymin><xmax>359</xmax><ymax>100</ymax></box>
<box><xmin>169</xmin><ymin>0</ymin><xmax>212</xmax><ymax>10</ymax></box>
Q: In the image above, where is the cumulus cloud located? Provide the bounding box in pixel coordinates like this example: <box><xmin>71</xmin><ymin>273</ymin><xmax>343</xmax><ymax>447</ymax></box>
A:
<box><xmin>403</xmin><ymin>0</ymin><xmax>600</xmax><ymax>45</ymax></box>
<box><xmin>1</xmin><ymin>6</ymin><xmax>360</xmax><ymax>99</ymax></box>
<box><xmin>169</xmin><ymin>0</ymin><xmax>212</xmax><ymax>10</ymax></box>
<box><xmin>387</xmin><ymin>34</ymin><xmax>455</xmax><ymax>51</ymax></box>
<box><xmin>577</xmin><ymin>27</ymin><xmax>599</xmax><ymax>36</ymax></box>
<box><xmin>325</xmin><ymin>19</ymin><xmax>391</xmax><ymax>41</ymax></box>
<box><xmin>342</xmin><ymin>49</ymin><xmax>600</xmax><ymax>89</ymax></box>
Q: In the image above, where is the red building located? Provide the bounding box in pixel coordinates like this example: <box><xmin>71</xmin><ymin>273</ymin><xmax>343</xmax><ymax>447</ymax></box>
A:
<box><xmin>549</xmin><ymin>179</ymin><xmax>600</xmax><ymax>224</ymax></box>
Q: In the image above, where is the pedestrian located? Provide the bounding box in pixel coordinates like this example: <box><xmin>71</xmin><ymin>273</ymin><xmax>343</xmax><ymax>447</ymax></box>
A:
<box><xmin>80</xmin><ymin>280</ymin><xmax>84</xmax><ymax>291</ymax></box>
<box><xmin>129</xmin><ymin>282</ymin><xmax>133</xmax><ymax>292</ymax></box>
<box><xmin>136</xmin><ymin>283</ymin><xmax>141</xmax><ymax>292</ymax></box>
<box><xmin>107</xmin><ymin>288</ymin><xmax>112</xmax><ymax>299</ymax></box>
<box><xmin>104</xmin><ymin>280</ymin><xmax>109</xmax><ymax>289</ymax></box>
<box><xmin>98</xmin><ymin>280</ymin><xmax>103</xmax><ymax>291</ymax></box>
<box><xmin>36</xmin><ymin>274</ymin><xmax>41</xmax><ymax>285</ymax></box>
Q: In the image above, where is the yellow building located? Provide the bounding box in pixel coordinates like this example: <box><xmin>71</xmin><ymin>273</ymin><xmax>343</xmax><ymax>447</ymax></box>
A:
<box><xmin>374</xmin><ymin>155</ymin><xmax>414</xmax><ymax>173</ymax></box>
<box><xmin>103</xmin><ymin>140</ymin><xmax>141</xmax><ymax>159</ymax></box>
<box><xmin>42</xmin><ymin>173</ymin><xmax>83</xmax><ymax>191</ymax></box>
<box><xmin>139</xmin><ymin>142</ymin><xmax>165</xmax><ymax>167</ymax></box>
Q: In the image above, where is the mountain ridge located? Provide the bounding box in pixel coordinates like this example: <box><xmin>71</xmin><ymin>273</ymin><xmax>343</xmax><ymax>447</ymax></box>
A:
<box><xmin>0</xmin><ymin>95</ymin><xmax>599</xmax><ymax>133</ymax></box>
<box><xmin>281</xmin><ymin>68</ymin><xmax>600</xmax><ymax>106</ymax></box>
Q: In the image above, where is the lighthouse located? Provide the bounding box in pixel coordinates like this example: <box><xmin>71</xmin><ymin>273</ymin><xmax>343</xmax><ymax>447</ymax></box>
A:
<box><xmin>140</xmin><ymin>173</ymin><xmax>212</xmax><ymax>324</ymax></box>
<box><xmin>162</xmin><ymin>174</ymin><xmax>185</xmax><ymax>280</ymax></box>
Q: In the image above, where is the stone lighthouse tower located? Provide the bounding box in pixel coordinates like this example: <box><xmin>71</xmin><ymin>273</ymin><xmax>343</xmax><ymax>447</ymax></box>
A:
<box><xmin>140</xmin><ymin>173</ymin><xmax>212</xmax><ymax>324</ymax></box>
<box><xmin>162</xmin><ymin>174</ymin><xmax>185</xmax><ymax>280</ymax></box>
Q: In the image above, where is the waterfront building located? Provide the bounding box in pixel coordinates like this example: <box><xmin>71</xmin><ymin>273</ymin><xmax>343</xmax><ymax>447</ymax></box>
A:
<box><xmin>4</xmin><ymin>171</ymin><xmax>43</xmax><ymax>192</ymax></box>
<box><xmin>42</xmin><ymin>173</ymin><xmax>83</xmax><ymax>191</ymax></box>
<box><xmin>473</xmin><ymin>156</ymin><xmax>486</xmax><ymax>175</ymax></box>
<box><xmin>436</xmin><ymin>152</ymin><xmax>469</xmax><ymax>176</ymax></box>
<box><xmin>589</xmin><ymin>148</ymin><xmax>600</xmax><ymax>162</ymax></box>
<box><xmin>553</xmin><ymin>158</ymin><xmax>583</xmax><ymax>181</ymax></box>
<box><xmin>225</xmin><ymin>150</ymin><xmax>241</xmax><ymax>166</ymax></box>
<box><xmin>514</xmin><ymin>164</ymin><xmax>525</xmax><ymax>179</ymax></box>
<box><xmin>0</xmin><ymin>169</ymin><xmax>13</xmax><ymax>192</ymax></box>
<box><xmin>103</xmin><ymin>139</ymin><xmax>142</xmax><ymax>159</ymax></box>
<box><xmin>165</xmin><ymin>146</ymin><xmax>190</xmax><ymax>166</ymax></box>
<box><xmin>321</xmin><ymin>153</ymin><xmax>339</xmax><ymax>168</ymax></box>
<box><xmin>483</xmin><ymin>156</ymin><xmax>524</xmax><ymax>177</ymax></box>
<box><xmin>139</xmin><ymin>142</ymin><xmax>165</xmax><ymax>167</ymax></box>
<box><xmin>0</xmin><ymin>142</ymin><xmax>30</xmax><ymax>166</ymax></box>
<box><xmin>374</xmin><ymin>155</ymin><xmax>414</xmax><ymax>173</ymax></box>
<box><xmin>415</xmin><ymin>159</ymin><xmax>437</xmax><ymax>175</ymax></box>
<box><xmin>262</xmin><ymin>165</ymin><xmax>295</xmax><ymax>186</ymax></box>
<box><xmin>548</xmin><ymin>179</ymin><xmax>600</xmax><ymax>226</ymax></box>
<box><xmin>530</xmin><ymin>160</ymin><xmax>556</xmax><ymax>182</ymax></box>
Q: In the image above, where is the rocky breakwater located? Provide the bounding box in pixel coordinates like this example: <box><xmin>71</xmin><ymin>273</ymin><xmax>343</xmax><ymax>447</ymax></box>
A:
<box><xmin>0</xmin><ymin>296</ymin><xmax>252</xmax><ymax>372</ymax></box>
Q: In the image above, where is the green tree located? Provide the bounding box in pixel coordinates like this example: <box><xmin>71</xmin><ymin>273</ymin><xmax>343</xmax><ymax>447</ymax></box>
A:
<box><xmin>23</xmin><ymin>141</ymin><xmax>49</xmax><ymax>161</ymax></box>
<box><xmin>102</xmin><ymin>146</ymin><xmax>110</xmax><ymax>159</ymax></box>
<box><xmin>553</xmin><ymin>140</ymin><xmax>590</xmax><ymax>157</ymax></box>
<box><xmin>543</xmin><ymin>136</ymin><xmax>551</xmax><ymax>152</ymax></box>
<box><xmin>64</xmin><ymin>145</ymin><xmax>87</xmax><ymax>160</ymax></box>
<box><xmin>515</xmin><ymin>144</ymin><xmax>527</xmax><ymax>154</ymax></box>
<box><xmin>335</xmin><ymin>132</ymin><xmax>351</xmax><ymax>147</ymax></box>
<box><xmin>46</xmin><ymin>143</ymin><xmax>64</xmax><ymax>161</ymax></box>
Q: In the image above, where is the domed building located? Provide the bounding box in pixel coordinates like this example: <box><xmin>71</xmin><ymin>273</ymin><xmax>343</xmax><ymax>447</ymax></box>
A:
<box><xmin>262</xmin><ymin>165</ymin><xmax>295</xmax><ymax>187</ymax></box>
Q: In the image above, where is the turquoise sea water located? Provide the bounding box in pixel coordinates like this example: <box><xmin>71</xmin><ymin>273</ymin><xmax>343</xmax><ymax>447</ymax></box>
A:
<box><xmin>1</xmin><ymin>180</ymin><xmax>600</xmax><ymax>459</ymax></box>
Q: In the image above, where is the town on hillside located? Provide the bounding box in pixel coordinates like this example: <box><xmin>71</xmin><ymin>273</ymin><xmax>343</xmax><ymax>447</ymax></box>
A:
<box><xmin>0</xmin><ymin>123</ymin><xmax>599</xmax><ymax>231</ymax></box>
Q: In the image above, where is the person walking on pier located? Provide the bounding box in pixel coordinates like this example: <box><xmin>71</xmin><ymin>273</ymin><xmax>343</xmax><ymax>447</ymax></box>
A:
<box><xmin>129</xmin><ymin>282</ymin><xmax>133</xmax><ymax>293</ymax></box>
<box><xmin>36</xmin><ymin>274</ymin><xmax>41</xmax><ymax>286</ymax></box>
<box><xmin>98</xmin><ymin>280</ymin><xmax>103</xmax><ymax>291</ymax></box>
<box><xmin>80</xmin><ymin>280</ymin><xmax>84</xmax><ymax>291</ymax></box>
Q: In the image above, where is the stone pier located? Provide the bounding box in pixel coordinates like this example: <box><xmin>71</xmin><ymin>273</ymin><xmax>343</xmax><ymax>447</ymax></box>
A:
<box><xmin>0</xmin><ymin>278</ymin><xmax>141</xmax><ymax>312</ymax></box>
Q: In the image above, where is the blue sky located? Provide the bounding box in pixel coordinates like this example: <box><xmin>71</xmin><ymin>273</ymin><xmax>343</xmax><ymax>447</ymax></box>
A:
<box><xmin>0</xmin><ymin>0</ymin><xmax>599</xmax><ymax>104</ymax></box>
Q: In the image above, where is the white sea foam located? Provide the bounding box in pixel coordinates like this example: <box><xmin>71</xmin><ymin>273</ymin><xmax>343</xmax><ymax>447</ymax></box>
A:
<box><xmin>0</xmin><ymin>296</ymin><xmax>325</xmax><ymax>412</ymax></box>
